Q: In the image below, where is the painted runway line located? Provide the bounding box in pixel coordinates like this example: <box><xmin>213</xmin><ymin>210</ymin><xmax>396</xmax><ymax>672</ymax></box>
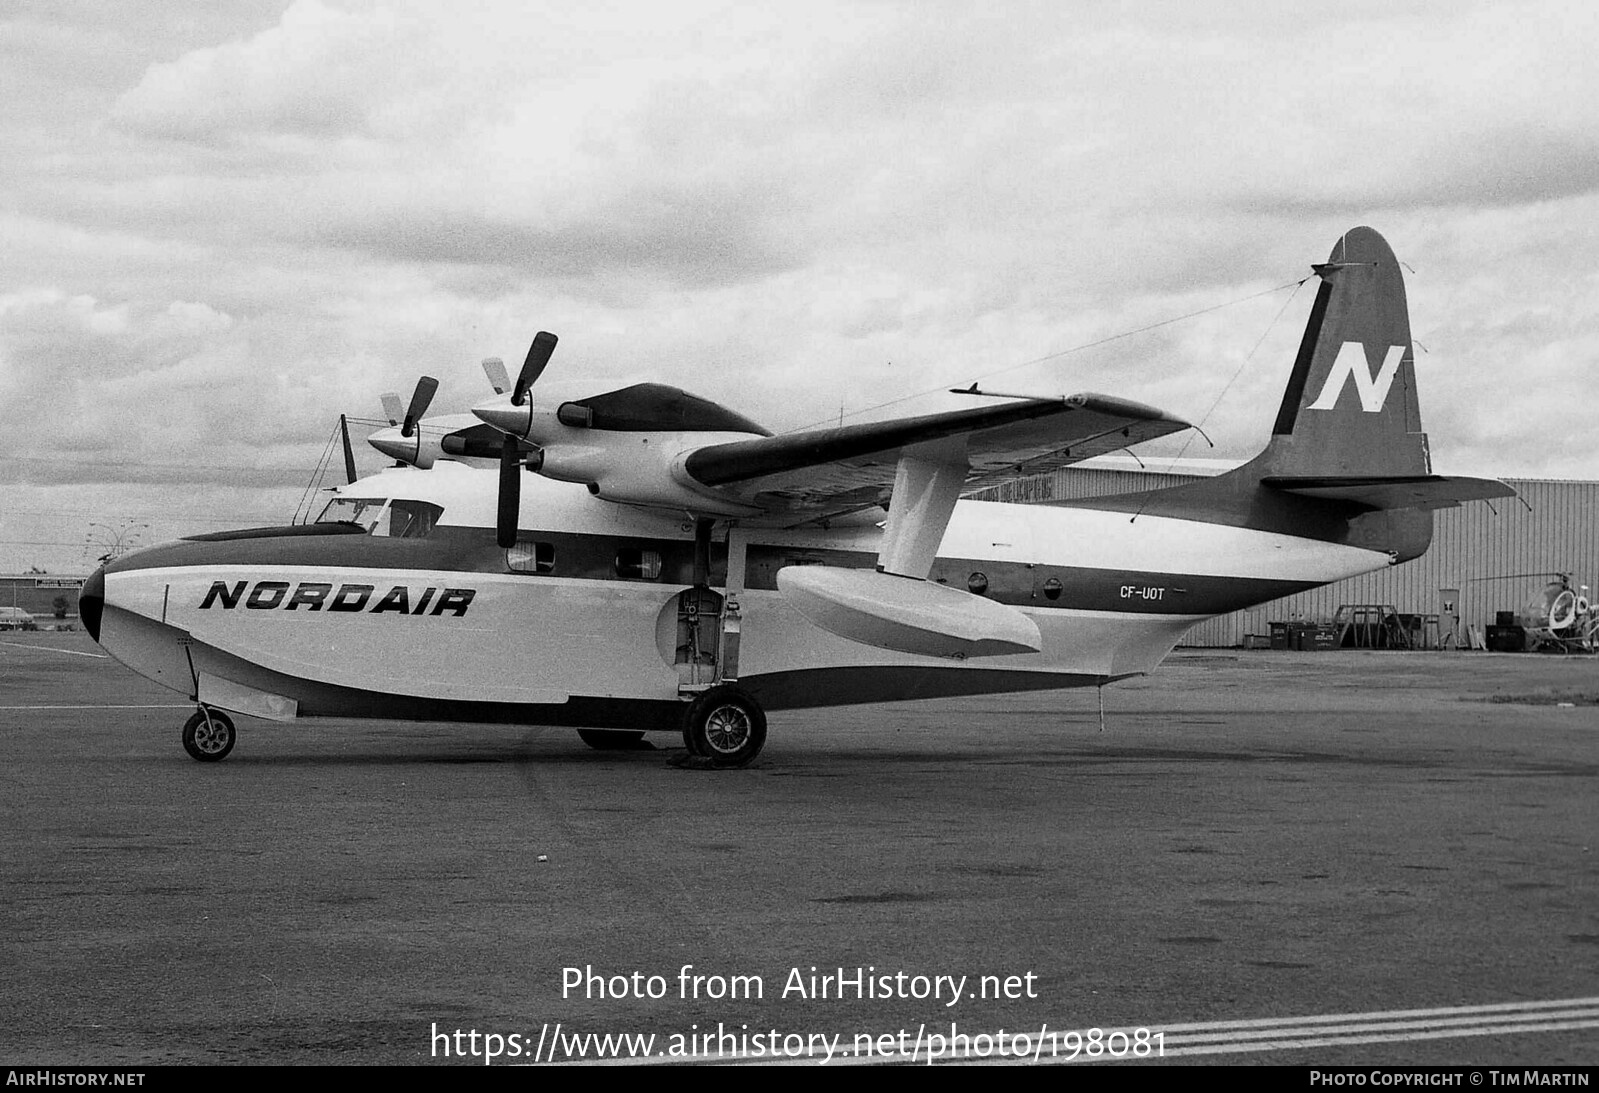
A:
<box><xmin>0</xmin><ymin>704</ymin><xmax>191</xmax><ymax>710</ymax></box>
<box><xmin>0</xmin><ymin>641</ymin><xmax>108</xmax><ymax>658</ymax></box>
<box><xmin>1148</xmin><ymin>997</ymin><xmax>1599</xmax><ymax>1061</ymax></box>
<box><xmin>579</xmin><ymin>996</ymin><xmax>1599</xmax><ymax>1065</ymax></box>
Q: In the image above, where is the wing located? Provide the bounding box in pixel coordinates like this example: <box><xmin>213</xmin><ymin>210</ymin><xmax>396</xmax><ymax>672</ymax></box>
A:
<box><xmin>470</xmin><ymin>373</ymin><xmax>1189</xmax><ymax>579</ymax></box>
<box><xmin>683</xmin><ymin>393</ymin><xmax>1191</xmax><ymax>522</ymax></box>
<box><xmin>683</xmin><ymin>391</ymin><xmax>1191</xmax><ymax>645</ymax></box>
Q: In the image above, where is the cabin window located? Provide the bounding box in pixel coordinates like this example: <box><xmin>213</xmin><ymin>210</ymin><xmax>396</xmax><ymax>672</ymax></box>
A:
<box><xmin>381</xmin><ymin>500</ymin><xmax>444</xmax><ymax>539</ymax></box>
<box><xmin>615</xmin><ymin>547</ymin><xmax>663</xmax><ymax>580</ymax></box>
<box><xmin>508</xmin><ymin>541</ymin><xmax>555</xmax><ymax>574</ymax></box>
<box><xmin>967</xmin><ymin>572</ymin><xmax>989</xmax><ymax>595</ymax></box>
<box><xmin>1042</xmin><ymin>577</ymin><xmax>1062</xmax><ymax>601</ymax></box>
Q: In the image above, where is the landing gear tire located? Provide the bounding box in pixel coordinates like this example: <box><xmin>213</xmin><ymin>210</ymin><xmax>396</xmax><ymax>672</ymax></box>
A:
<box><xmin>576</xmin><ymin>729</ymin><xmax>649</xmax><ymax>751</ymax></box>
<box><xmin>182</xmin><ymin>709</ymin><xmax>235</xmax><ymax>763</ymax></box>
<box><xmin>681</xmin><ymin>686</ymin><xmax>766</xmax><ymax>768</ymax></box>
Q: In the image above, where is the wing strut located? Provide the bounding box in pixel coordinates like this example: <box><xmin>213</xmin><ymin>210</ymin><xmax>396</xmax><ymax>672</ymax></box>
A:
<box><xmin>876</xmin><ymin>440</ymin><xmax>967</xmax><ymax>579</ymax></box>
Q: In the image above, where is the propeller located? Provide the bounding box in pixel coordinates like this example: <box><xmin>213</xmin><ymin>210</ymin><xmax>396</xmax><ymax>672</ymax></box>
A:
<box><xmin>399</xmin><ymin>375</ymin><xmax>440</xmax><ymax>438</ymax></box>
<box><xmin>494</xmin><ymin>332</ymin><xmax>558</xmax><ymax>547</ymax></box>
<box><xmin>380</xmin><ymin>391</ymin><xmax>404</xmax><ymax>427</ymax></box>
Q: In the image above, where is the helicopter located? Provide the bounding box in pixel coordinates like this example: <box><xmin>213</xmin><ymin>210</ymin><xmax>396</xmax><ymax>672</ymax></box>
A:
<box><xmin>1474</xmin><ymin>573</ymin><xmax>1598</xmax><ymax>653</ymax></box>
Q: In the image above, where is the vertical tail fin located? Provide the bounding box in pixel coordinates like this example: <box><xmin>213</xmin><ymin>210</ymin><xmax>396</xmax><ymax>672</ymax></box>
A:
<box><xmin>1263</xmin><ymin>226</ymin><xmax>1428</xmax><ymax>478</ymax></box>
<box><xmin>1048</xmin><ymin>226</ymin><xmax>1512</xmax><ymax>563</ymax></box>
<box><xmin>1254</xmin><ymin>226</ymin><xmax>1514</xmax><ymax>513</ymax></box>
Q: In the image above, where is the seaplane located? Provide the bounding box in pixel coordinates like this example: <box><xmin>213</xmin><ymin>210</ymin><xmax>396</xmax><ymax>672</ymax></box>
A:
<box><xmin>80</xmin><ymin>227</ymin><xmax>1515</xmax><ymax>766</ymax></box>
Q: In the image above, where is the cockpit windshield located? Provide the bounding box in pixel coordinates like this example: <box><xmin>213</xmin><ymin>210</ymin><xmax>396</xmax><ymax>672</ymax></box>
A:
<box><xmin>315</xmin><ymin>497</ymin><xmax>443</xmax><ymax>538</ymax></box>
<box><xmin>317</xmin><ymin>497</ymin><xmax>386</xmax><ymax>531</ymax></box>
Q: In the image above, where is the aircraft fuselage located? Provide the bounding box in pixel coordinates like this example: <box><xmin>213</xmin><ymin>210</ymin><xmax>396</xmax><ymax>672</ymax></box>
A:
<box><xmin>85</xmin><ymin>461</ymin><xmax>1393</xmax><ymax>730</ymax></box>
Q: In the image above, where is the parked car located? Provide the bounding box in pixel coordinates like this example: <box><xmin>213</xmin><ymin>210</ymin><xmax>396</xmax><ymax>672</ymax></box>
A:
<box><xmin>0</xmin><ymin>606</ymin><xmax>37</xmax><ymax>630</ymax></box>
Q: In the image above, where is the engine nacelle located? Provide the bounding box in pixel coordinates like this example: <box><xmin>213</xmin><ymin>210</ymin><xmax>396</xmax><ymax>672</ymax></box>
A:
<box><xmin>533</xmin><ymin>434</ymin><xmax>763</xmax><ymax>516</ymax></box>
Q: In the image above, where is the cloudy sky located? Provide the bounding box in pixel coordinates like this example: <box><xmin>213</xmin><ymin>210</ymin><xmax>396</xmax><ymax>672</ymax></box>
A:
<box><xmin>3</xmin><ymin>0</ymin><xmax>1596</xmax><ymax>572</ymax></box>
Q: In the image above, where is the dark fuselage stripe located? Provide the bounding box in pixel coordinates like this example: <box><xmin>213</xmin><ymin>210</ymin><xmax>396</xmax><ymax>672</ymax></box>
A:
<box><xmin>119</xmin><ymin>526</ymin><xmax>1321</xmax><ymax>618</ymax></box>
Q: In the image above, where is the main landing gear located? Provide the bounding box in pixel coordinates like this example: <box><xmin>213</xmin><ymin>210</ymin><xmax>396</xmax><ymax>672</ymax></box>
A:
<box><xmin>680</xmin><ymin>685</ymin><xmax>766</xmax><ymax>768</ymax></box>
<box><xmin>574</xmin><ymin>688</ymin><xmax>768</xmax><ymax>767</ymax></box>
<box><xmin>182</xmin><ymin>707</ymin><xmax>236</xmax><ymax>763</ymax></box>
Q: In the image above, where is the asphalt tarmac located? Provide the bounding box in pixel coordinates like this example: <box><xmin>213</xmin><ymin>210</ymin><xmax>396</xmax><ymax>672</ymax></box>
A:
<box><xmin>2</xmin><ymin>633</ymin><xmax>1595</xmax><ymax>1066</ymax></box>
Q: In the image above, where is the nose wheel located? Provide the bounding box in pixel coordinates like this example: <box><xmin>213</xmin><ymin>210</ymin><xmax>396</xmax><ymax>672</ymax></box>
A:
<box><xmin>182</xmin><ymin>708</ymin><xmax>236</xmax><ymax>762</ymax></box>
<box><xmin>681</xmin><ymin>686</ymin><xmax>766</xmax><ymax>767</ymax></box>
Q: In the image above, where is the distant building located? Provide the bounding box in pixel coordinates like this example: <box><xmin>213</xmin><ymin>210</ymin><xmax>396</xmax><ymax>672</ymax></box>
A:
<box><xmin>0</xmin><ymin>575</ymin><xmax>86</xmax><ymax>626</ymax></box>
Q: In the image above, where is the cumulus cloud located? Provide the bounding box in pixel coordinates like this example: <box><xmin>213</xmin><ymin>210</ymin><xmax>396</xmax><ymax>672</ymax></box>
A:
<box><xmin>110</xmin><ymin>0</ymin><xmax>420</xmax><ymax>142</ymax></box>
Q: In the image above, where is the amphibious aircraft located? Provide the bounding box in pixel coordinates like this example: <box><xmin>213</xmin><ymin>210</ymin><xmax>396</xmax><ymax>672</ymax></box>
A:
<box><xmin>80</xmin><ymin>227</ymin><xmax>1514</xmax><ymax>766</ymax></box>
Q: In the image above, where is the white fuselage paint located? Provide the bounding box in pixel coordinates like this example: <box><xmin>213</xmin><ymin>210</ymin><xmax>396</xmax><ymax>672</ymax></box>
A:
<box><xmin>96</xmin><ymin>462</ymin><xmax>1394</xmax><ymax>712</ymax></box>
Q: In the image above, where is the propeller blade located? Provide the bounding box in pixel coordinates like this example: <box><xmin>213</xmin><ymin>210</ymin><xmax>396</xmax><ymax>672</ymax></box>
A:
<box><xmin>400</xmin><ymin>376</ymin><xmax>440</xmax><ymax>438</ymax></box>
<box><xmin>380</xmin><ymin>392</ymin><xmax>404</xmax><ymax>427</ymax></box>
<box><xmin>482</xmin><ymin>357</ymin><xmax>510</xmax><ymax>395</ymax></box>
<box><xmin>512</xmin><ymin>332</ymin><xmax>558</xmax><ymax>406</ymax></box>
<box><xmin>497</xmin><ymin>432</ymin><xmax>521</xmax><ymax>549</ymax></box>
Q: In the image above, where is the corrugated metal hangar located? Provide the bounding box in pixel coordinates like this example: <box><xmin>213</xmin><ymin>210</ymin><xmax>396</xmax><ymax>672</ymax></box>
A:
<box><xmin>977</xmin><ymin>466</ymin><xmax>1599</xmax><ymax>649</ymax></box>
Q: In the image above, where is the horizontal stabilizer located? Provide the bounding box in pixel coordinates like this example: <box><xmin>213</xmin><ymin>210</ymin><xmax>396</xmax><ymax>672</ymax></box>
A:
<box><xmin>1262</xmin><ymin>474</ymin><xmax>1518</xmax><ymax>511</ymax></box>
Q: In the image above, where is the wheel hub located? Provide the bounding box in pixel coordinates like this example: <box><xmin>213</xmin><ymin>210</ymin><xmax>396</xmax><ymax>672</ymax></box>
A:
<box><xmin>195</xmin><ymin>719</ymin><xmax>228</xmax><ymax>753</ymax></box>
<box><xmin>703</xmin><ymin>705</ymin><xmax>751</xmax><ymax>753</ymax></box>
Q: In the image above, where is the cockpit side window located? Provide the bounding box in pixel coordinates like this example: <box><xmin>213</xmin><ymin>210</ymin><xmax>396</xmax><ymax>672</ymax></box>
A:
<box><xmin>316</xmin><ymin>497</ymin><xmax>386</xmax><ymax>531</ymax></box>
<box><xmin>315</xmin><ymin>498</ymin><xmax>443</xmax><ymax>538</ymax></box>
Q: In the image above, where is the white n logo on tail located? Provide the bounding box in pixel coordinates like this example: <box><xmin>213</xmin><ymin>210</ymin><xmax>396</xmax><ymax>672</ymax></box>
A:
<box><xmin>1307</xmin><ymin>342</ymin><xmax>1407</xmax><ymax>413</ymax></box>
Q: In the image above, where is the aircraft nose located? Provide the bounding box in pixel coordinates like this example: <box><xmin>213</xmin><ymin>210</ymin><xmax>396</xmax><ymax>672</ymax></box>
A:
<box><xmin>472</xmin><ymin>400</ymin><xmax>532</xmax><ymax>439</ymax></box>
<box><xmin>80</xmin><ymin>566</ymin><xmax>105</xmax><ymax>644</ymax></box>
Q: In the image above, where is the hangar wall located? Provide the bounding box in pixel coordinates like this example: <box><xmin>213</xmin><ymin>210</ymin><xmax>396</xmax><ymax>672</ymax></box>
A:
<box><xmin>974</xmin><ymin>468</ymin><xmax>1599</xmax><ymax>648</ymax></box>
